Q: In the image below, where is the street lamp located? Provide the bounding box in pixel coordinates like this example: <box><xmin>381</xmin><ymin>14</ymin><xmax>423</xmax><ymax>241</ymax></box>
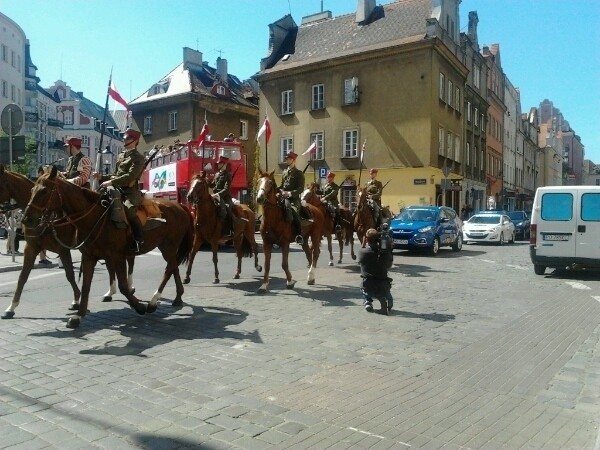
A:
<box><xmin>102</xmin><ymin>146</ymin><xmax>113</xmax><ymax>174</ymax></box>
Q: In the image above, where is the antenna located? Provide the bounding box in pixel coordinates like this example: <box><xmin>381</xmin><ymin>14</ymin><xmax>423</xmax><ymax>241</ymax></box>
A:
<box><xmin>321</xmin><ymin>0</ymin><xmax>324</xmax><ymax>12</ymax></box>
<box><xmin>287</xmin><ymin>0</ymin><xmax>292</xmax><ymax>15</ymax></box>
<box><xmin>196</xmin><ymin>38</ymin><xmax>199</xmax><ymax>50</ymax></box>
<box><xmin>216</xmin><ymin>49</ymin><xmax>224</xmax><ymax>58</ymax></box>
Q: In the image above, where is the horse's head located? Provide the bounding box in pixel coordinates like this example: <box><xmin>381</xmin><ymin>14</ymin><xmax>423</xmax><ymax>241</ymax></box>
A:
<box><xmin>301</xmin><ymin>183</ymin><xmax>319</xmax><ymax>206</ymax></box>
<box><xmin>22</xmin><ymin>165</ymin><xmax>63</xmax><ymax>227</ymax></box>
<box><xmin>187</xmin><ymin>172</ymin><xmax>211</xmax><ymax>203</ymax></box>
<box><xmin>0</xmin><ymin>164</ymin><xmax>34</xmax><ymax>211</ymax></box>
<box><xmin>356</xmin><ymin>186</ymin><xmax>367</xmax><ymax>208</ymax></box>
<box><xmin>255</xmin><ymin>170</ymin><xmax>276</xmax><ymax>205</ymax></box>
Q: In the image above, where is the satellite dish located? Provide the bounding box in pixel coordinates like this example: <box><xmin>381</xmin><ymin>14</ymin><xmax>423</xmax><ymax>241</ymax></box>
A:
<box><xmin>1</xmin><ymin>104</ymin><xmax>23</xmax><ymax>135</ymax></box>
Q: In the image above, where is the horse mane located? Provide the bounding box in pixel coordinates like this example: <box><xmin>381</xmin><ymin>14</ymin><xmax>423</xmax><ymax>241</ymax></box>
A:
<box><xmin>43</xmin><ymin>173</ymin><xmax>101</xmax><ymax>203</ymax></box>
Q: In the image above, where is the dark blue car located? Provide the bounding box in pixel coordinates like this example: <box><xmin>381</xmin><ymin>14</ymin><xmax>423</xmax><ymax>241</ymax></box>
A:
<box><xmin>506</xmin><ymin>210</ymin><xmax>530</xmax><ymax>240</ymax></box>
<box><xmin>390</xmin><ymin>206</ymin><xmax>462</xmax><ymax>255</ymax></box>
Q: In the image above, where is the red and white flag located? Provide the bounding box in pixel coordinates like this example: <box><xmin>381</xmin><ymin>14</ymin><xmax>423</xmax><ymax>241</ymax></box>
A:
<box><xmin>197</xmin><ymin>122</ymin><xmax>209</xmax><ymax>146</ymax></box>
<box><xmin>108</xmin><ymin>81</ymin><xmax>129</xmax><ymax>110</ymax></box>
<box><xmin>302</xmin><ymin>141</ymin><xmax>317</xmax><ymax>156</ymax></box>
<box><xmin>257</xmin><ymin>116</ymin><xmax>271</xmax><ymax>144</ymax></box>
<box><xmin>360</xmin><ymin>139</ymin><xmax>366</xmax><ymax>162</ymax></box>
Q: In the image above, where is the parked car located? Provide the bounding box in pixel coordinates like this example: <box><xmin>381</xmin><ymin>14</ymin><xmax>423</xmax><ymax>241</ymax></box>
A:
<box><xmin>389</xmin><ymin>206</ymin><xmax>462</xmax><ymax>255</ymax></box>
<box><xmin>506</xmin><ymin>210</ymin><xmax>530</xmax><ymax>240</ymax></box>
<box><xmin>463</xmin><ymin>212</ymin><xmax>515</xmax><ymax>245</ymax></box>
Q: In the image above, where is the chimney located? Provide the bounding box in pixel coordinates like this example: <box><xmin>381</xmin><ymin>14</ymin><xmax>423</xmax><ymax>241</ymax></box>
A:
<box><xmin>467</xmin><ymin>11</ymin><xmax>479</xmax><ymax>45</ymax></box>
<box><xmin>183</xmin><ymin>47</ymin><xmax>203</xmax><ymax>70</ymax></box>
<box><xmin>356</xmin><ymin>0</ymin><xmax>376</xmax><ymax>24</ymax></box>
<box><xmin>216</xmin><ymin>57</ymin><xmax>228</xmax><ymax>84</ymax></box>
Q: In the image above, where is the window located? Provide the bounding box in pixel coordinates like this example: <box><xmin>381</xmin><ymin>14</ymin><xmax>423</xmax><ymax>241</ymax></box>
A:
<box><xmin>343</xmin><ymin>129</ymin><xmax>358</xmax><ymax>158</ymax></box>
<box><xmin>448</xmin><ymin>80</ymin><xmax>453</xmax><ymax>106</ymax></box>
<box><xmin>216</xmin><ymin>85</ymin><xmax>226</xmax><ymax>96</ymax></box>
<box><xmin>1</xmin><ymin>81</ymin><xmax>7</xmax><ymax>98</ymax></box>
<box><xmin>447</xmin><ymin>131</ymin><xmax>453</xmax><ymax>159</ymax></box>
<box><xmin>438</xmin><ymin>127</ymin><xmax>445</xmax><ymax>156</ymax></box>
<box><xmin>581</xmin><ymin>193</ymin><xmax>600</xmax><ymax>221</ymax></box>
<box><xmin>341</xmin><ymin>189</ymin><xmax>356</xmax><ymax>209</ymax></box>
<box><xmin>480</xmin><ymin>114</ymin><xmax>485</xmax><ymax>131</ymax></box>
<box><xmin>17</xmin><ymin>55</ymin><xmax>21</xmax><ymax>73</ymax></box>
<box><xmin>474</xmin><ymin>108</ymin><xmax>478</xmax><ymax>128</ymax></box>
<box><xmin>467</xmin><ymin>102</ymin><xmax>471</xmax><ymax>122</ymax></box>
<box><xmin>64</xmin><ymin>111</ymin><xmax>73</xmax><ymax>125</ymax></box>
<box><xmin>168</xmin><ymin>111</ymin><xmax>177</xmax><ymax>131</ymax></box>
<box><xmin>454</xmin><ymin>135</ymin><xmax>461</xmax><ymax>162</ymax></box>
<box><xmin>280</xmin><ymin>136</ymin><xmax>293</xmax><ymax>161</ymax></box>
<box><xmin>1</xmin><ymin>45</ymin><xmax>6</xmax><ymax>62</ymax></box>
<box><xmin>143</xmin><ymin>115</ymin><xmax>152</xmax><ymax>134</ymax></box>
<box><xmin>466</xmin><ymin>142</ymin><xmax>471</xmax><ymax>165</ymax></box>
<box><xmin>455</xmin><ymin>87</ymin><xmax>461</xmax><ymax>111</ymax></box>
<box><xmin>312</xmin><ymin>84</ymin><xmax>324</xmax><ymax>110</ymax></box>
<box><xmin>474</xmin><ymin>64</ymin><xmax>481</xmax><ymax>89</ymax></box>
<box><xmin>81</xmin><ymin>136</ymin><xmax>89</xmax><ymax>146</ymax></box>
<box><xmin>281</xmin><ymin>90</ymin><xmax>293</xmax><ymax>115</ymax></box>
<box><xmin>239</xmin><ymin>120</ymin><xmax>248</xmax><ymax>139</ymax></box>
<box><xmin>439</xmin><ymin>73</ymin><xmax>446</xmax><ymax>101</ymax></box>
<box><xmin>541</xmin><ymin>193</ymin><xmax>573</xmax><ymax>221</ymax></box>
<box><xmin>344</xmin><ymin>77</ymin><xmax>358</xmax><ymax>104</ymax></box>
<box><xmin>10</xmin><ymin>50</ymin><xmax>15</xmax><ymax>67</ymax></box>
<box><xmin>309</xmin><ymin>132</ymin><xmax>324</xmax><ymax>160</ymax></box>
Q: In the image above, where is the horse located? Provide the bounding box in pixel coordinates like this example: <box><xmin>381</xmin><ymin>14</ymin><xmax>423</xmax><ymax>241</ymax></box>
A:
<box><xmin>21</xmin><ymin>166</ymin><xmax>193</xmax><ymax>329</ymax></box>
<box><xmin>353</xmin><ymin>186</ymin><xmax>392</xmax><ymax>245</ymax></box>
<box><xmin>184</xmin><ymin>172</ymin><xmax>262</xmax><ymax>284</ymax></box>
<box><xmin>255</xmin><ymin>170</ymin><xmax>324</xmax><ymax>293</ymax></box>
<box><xmin>301</xmin><ymin>185</ymin><xmax>355</xmax><ymax>265</ymax></box>
<box><xmin>0</xmin><ymin>165</ymin><xmax>134</xmax><ymax>319</ymax></box>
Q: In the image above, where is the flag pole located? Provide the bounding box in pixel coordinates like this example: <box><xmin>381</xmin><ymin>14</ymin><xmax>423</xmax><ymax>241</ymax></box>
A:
<box><xmin>358</xmin><ymin>139</ymin><xmax>366</xmax><ymax>188</ymax></box>
<box><xmin>92</xmin><ymin>69</ymin><xmax>112</xmax><ymax>191</ymax></box>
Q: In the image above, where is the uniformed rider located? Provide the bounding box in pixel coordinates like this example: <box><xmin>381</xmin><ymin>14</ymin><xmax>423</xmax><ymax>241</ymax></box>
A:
<box><xmin>95</xmin><ymin>128</ymin><xmax>146</xmax><ymax>254</ymax></box>
<box><xmin>366</xmin><ymin>168</ymin><xmax>384</xmax><ymax>228</ymax></box>
<box><xmin>62</xmin><ymin>137</ymin><xmax>92</xmax><ymax>188</ymax></box>
<box><xmin>321</xmin><ymin>171</ymin><xmax>341</xmax><ymax>232</ymax></box>
<box><xmin>210</xmin><ymin>156</ymin><xmax>235</xmax><ymax>237</ymax></box>
<box><xmin>278</xmin><ymin>151</ymin><xmax>305</xmax><ymax>244</ymax></box>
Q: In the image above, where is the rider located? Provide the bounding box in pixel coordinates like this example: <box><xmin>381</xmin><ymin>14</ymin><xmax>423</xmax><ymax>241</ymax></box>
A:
<box><xmin>62</xmin><ymin>137</ymin><xmax>92</xmax><ymax>188</ymax></box>
<box><xmin>210</xmin><ymin>155</ymin><xmax>235</xmax><ymax>237</ymax></box>
<box><xmin>96</xmin><ymin>128</ymin><xmax>146</xmax><ymax>254</ymax></box>
<box><xmin>321</xmin><ymin>171</ymin><xmax>341</xmax><ymax>232</ymax></box>
<box><xmin>366</xmin><ymin>168</ymin><xmax>384</xmax><ymax>229</ymax></box>
<box><xmin>278</xmin><ymin>151</ymin><xmax>306</xmax><ymax>245</ymax></box>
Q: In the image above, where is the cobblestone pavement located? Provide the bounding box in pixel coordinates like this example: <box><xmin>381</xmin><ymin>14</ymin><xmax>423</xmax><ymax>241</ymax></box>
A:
<box><xmin>0</xmin><ymin>243</ymin><xmax>598</xmax><ymax>449</ymax></box>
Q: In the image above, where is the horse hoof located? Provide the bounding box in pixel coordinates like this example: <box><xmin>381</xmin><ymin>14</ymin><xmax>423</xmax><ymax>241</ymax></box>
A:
<box><xmin>1</xmin><ymin>311</ymin><xmax>15</xmax><ymax>319</ymax></box>
<box><xmin>69</xmin><ymin>303</ymin><xmax>79</xmax><ymax>311</ymax></box>
<box><xmin>256</xmin><ymin>265</ymin><xmax>263</xmax><ymax>273</ymax></box>
<box><xmin>337</xmin><ymin>259</ymin><xmax>342</xmax><ymax>264</ymax></box>
<box><xmin>256</xmin><ymin>288</ymin><xmax>267</xmax><ymax>294</ymax></box>
<box><xmin>286</xmin><ymin>281</ymin><xmax>297</xmax><ymax>289</ymax></box>
<box><xmin>102</xmin><ymin>296</ymin><xmax>112</xmax><ymax>303</ymax></box>
<box><xmin>234</xmin><ymin>274</ymin><xmax>240</xmax><ymax>279</ymax></box>
<box><xmin>328</xmin><ymin>261</ymin><xmax>334</xmax><ymax>267</ymax></box>
<box><xmin>307</xmin><ymin>279</ymin><xmax>315</xmax><ymax>286</ymax></box>
<box><xmin>147</xmin><ymin>303</ymin><xmax>158</xmax><ymax>314</ymax></box>
<box><xmin>352</xmin><ymin>255</ymin><xmax>357</xmax><ymax>260</ymax></box>
<box><xmin>213</xmin><ymin>278</ymin><xmax>220</xmax><ymax>284</ymax></box>
<box><xmin>66</xmin><ymin>317</ymin><xmax>80</xmax><ymax>329</ymax></box>
<box><xmin>133</xmin><ymin>303</ymin><xmax>147</xmax><ymax>315</ymax></box>
<box><xmin>172</xmin><ymin>299</ymin><xmax>183</xmax><ymax>307</ymax></box>
<box><xmin>183</xmin><ymin>277</ymin><xmax>190</xmax><ymax>284</ymax></box>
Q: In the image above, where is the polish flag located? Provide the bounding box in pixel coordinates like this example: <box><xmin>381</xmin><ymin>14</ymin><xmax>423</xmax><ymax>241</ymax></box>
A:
<box><xmin>257</xmin><ymin>116</ymin><xmax>271</xmax><ymax>144</ymax></box>
<box><xmin>302</xmin><ymin>141</ymin><xmax>317</xmax><ymax>156</ymax></box>
<box><xmin>108</xmin><ymin>81</ymin><xmax>129</xmax><ymax>110</ymax></box>
<box><xmin>197</xmin><ymin>122</ymin><xmax>209</xmax><ymax>146</ymax></box>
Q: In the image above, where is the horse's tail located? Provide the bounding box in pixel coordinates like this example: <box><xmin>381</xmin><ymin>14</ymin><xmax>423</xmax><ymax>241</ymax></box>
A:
<box><xmin>177</xmin><ymin>204</ymin><xmax>194</xmax><ymax>266</ymax></box>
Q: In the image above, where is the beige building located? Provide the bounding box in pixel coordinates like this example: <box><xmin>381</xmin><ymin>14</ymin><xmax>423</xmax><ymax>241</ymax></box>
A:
<box><xmin>256</xmin><ymin>0</ymin><xmax>467</xmax><ymax>214</ymax></box>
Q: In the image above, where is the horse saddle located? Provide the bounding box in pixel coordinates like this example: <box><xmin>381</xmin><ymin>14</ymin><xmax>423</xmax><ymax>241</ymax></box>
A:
<box><xmin>136</xmin><ymin>197</ymin><xmax>164</xmax><ymax>227</ymax></box>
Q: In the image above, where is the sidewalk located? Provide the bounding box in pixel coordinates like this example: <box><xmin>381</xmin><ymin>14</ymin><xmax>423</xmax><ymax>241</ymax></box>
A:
<box><xmin>0</xmin><ymin>251</ymin><xmax>63</xmax><ymax>273</ymax></box>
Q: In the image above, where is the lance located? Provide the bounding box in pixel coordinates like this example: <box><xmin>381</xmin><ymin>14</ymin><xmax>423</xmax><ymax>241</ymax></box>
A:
<box><xmin>92</xmin><ymin>69</ymin><xmax>112</xmax><ymax>191</ymax></box>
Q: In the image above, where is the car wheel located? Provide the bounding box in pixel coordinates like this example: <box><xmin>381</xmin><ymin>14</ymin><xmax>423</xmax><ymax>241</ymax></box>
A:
<box><xmin>451</xmin><ymin>233</ymin><xmax>462</xmax><ymax>252</ymax></box>
<box><xmin>429</xmin><ymin>237</ymin><xmax>440</xmax><ymax>256</ymax></box>
<box><xmin>497</xmin><ymin>232</ymin><xmax>504</xmax><ymax>246</ymax></box>
<box><xmin>534</xmin><ymin>264</ymin><xmax>546</xmax><ymax>275</ymax></box>
<box><xmin>509</xmin><ymin>231</ymin><xmax>515</xmax><ymax>244</ymax></box>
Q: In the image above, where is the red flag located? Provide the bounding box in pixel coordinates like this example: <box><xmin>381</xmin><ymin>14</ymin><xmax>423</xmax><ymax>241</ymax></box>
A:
<box><xmin>302</xmin><ymin>141</ymin><xmax>317</xmax><ymax>156</ymax></box>
<box><xmin>257</xmin><ymin>116</ymin><xmax>271</xmax><ymax>144</ymax></box>
<box><xmin>108</xmin><ymin>81</ymin><xmax>129</xmax><ymax>110</ymax></box>
<box><xmin>360</xmin><ymin>139</ymin><xmax>366</xmax><ymax>162</ymax></box>
<box><xmin>197</xmin><ymin>122</ymin><xmax>209</xmax><ymax>146</ymax></box>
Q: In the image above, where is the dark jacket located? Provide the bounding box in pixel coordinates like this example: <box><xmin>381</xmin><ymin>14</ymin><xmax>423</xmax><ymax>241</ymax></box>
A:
<box><xmin>279</xmin><ymin>166</ymin><xmax>305</xmax><ymax>208</ymax></box>
<box><xmin>211</xmin><ymin>169</ymin><xmax>232</xmax><ymax>202</ymax></box>
<box><xmin>366</xmin><ymin>179</ymin><xmax>383</xmax><ymax>205</ymax></box>
<box><xmin>358</xmin><ymin>242</ymin><xmax>393</xmax><ymax>295</ymax></box>
<box><xmin>321</xmin><ymin>181</ymin><xmax>340</xmax><ymax>206</ymax></box>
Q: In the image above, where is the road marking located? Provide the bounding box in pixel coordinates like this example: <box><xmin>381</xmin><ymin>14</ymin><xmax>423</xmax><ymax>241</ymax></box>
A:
<box><xmin>591</xmin><ymin>296</ymin><xmax>600</xmax><ymax>303</ymax></box>
<box><xmin>565</xmin><ymin>281</ymin><xmax>591</xmax><ymax>290</ymax></box>
<box><xmin>347</xmin><ymin>427</ymin><xmax>387</xmax><ymax>441</ymax></box>
<box><xmin>480</xmin><ymin>259</ymin><xmax>496</xmax><ymax>264</ymax></box>
<box><xmin>0</xmin><ymin>271</ymin><xmax>64</xmax><ymax>287</ymax></box>
<box><xmin>506</xmin><ymin>264</ymin><xmax>528</xmax><ymax>270</ymax></box>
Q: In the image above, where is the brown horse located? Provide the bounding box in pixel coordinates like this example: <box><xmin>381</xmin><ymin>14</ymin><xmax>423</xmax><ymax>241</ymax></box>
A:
<box><xmin>255</xmin><ymin>171</ymin><xmax>324</xmax><ymax>293</ymax></box>
<box><xmin>301</xmin><ymin>186</ymin><xmax>356</xmax><ymax>265</ymax></box>
<box><xmin>353</xmin><ymin>186</ymin><xmax>392</xmax><ymax>245</ymax></box>
<box><xmin>184</xmin><ymin>172</ymin><xmax>262</xmax><ymax>284</ymax></box>
<box><xmin>21</xmin><ymin>166</ymin><xmax>193</xmax><ymax>329</ymax></box>
<box><xmin>0</xmin><ymin>166</ymin><xmax>134</xmax><ymax>319</ymax></box>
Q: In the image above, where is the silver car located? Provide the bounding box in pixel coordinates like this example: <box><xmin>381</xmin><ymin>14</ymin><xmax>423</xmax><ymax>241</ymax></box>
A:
<box><xmin>463</xmin><ymin>213</ymin><xmax>516</xmax><ymax>245</ymax></box>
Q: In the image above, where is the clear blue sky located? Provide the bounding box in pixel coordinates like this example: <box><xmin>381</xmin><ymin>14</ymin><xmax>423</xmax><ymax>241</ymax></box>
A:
<box><xmin>2</xmin><ymin>0</ymin><xmax>599</xmax><ymax>162</ymax></box>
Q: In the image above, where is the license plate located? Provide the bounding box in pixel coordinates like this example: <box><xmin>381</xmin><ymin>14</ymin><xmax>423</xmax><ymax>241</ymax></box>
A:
<box><xmin>394</xmin><ymin>239</ymin><xmax>408</xmax><ymax>245</ymax></box>
<box><xmin>543</xmin><ymin>234</ymin><xmax>569</xmax><ymax>241</ymax></box>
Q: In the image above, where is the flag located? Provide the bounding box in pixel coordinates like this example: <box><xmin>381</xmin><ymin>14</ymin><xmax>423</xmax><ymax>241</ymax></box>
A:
<box><xmin>108</xmin><ymin>81</ymin><xmax>129</xmax><ymax>110</ymax></box>
<box><xmin>360</xmin><ymin>139</ymin><xmax>366</xmax><ymax>162</ymax></box>
<box><xmin>257</xmin><ymin>116</ymin><xmax>271</xmax><ymax>144</ymax></box>
<box><xmin>197</xmin><ymin>122</ymin><xmax>209</xmax><ymax>146</ymax></box>
<box><xmin>302</xmin><ymin>141</ymin><xmax>317</xmax><ymax>156</ymax></box>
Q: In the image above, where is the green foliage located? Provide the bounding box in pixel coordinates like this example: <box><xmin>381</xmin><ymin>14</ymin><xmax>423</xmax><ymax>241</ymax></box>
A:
<box><xmin>12</xmin><ymin>136</ymin><xmax>37</xmax><ymax>176</ymax></box>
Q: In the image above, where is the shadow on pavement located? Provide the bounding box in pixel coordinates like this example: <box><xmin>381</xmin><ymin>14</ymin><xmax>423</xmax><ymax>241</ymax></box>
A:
<box><xmin>391</xmin><ymin>310</ymin><xmax>456</xmax><ymax>322</ymax></box>
<box><xmin>544</xmin><ymin>267</ymin><xmax>600</xmax><ymax>281</ymax></box>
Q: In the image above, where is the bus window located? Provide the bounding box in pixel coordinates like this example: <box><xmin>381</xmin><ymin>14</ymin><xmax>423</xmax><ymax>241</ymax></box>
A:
<box><xmin>219</xmin><ymin>146</ymin><xmax>241</xmax><ymax>160</ymax></box>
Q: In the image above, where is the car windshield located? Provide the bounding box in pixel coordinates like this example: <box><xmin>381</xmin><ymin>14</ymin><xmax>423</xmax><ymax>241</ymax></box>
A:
<box><xmin>507</xmin><ymin>211</ymin><xmax>526</xmax><ymax>221</ymax></box>
<box><xmin>468</xmin><ymin>215</ymin><xmax>501</xmax><ymax>224</ymax></box>
<box><xmin>398</xmin><ymin>209</ymin><xmax>437</xmax><ymax>222</ymax></box>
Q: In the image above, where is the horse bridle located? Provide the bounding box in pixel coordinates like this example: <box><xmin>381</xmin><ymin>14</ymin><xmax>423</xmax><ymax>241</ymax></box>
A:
<box><xmin>257</xmin><ymin>176</ymin><xmax>279</xmax><ymax>207</ymax></box>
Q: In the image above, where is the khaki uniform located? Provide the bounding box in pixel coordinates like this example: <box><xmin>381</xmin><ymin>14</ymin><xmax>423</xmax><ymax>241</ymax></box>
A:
<box><xmin>279</xmin><ymin>166</ymin><xmax>305</xmax><ymax>213</ymax></box>
<box><xmin>366</xmin><ymin>178</ymin><xmax>384</xmax><ymax>226</ymax></box>
<box><xmin>104</xmin><ymin>149</ymin><xmax>146</xmax><ymax>216</ymax></box>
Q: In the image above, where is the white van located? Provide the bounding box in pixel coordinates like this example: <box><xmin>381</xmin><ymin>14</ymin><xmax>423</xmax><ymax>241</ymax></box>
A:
<box><xmin>529</xmin><ymin>186</ymin><xmax>600</xmax><ymax>275</ymax></box>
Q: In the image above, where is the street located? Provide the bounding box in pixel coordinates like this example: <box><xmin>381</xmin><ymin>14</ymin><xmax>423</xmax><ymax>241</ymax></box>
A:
<box><xmin>0</xmin><ymin>239</ymin><xmax>598</xmax><ymax>449</ymax></box>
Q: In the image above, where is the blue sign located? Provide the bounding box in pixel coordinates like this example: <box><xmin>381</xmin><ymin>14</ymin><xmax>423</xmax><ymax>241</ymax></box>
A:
<box><xmin>319</xmin><ymin>167</ymin><xmax>328</xmax><ymax>178</ymax></box>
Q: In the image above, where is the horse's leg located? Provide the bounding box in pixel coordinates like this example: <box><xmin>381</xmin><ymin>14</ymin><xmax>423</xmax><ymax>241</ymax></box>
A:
<box><xmin>102</xmin><ymin>259</ymin><xmax>117</xmax><ymax>303</ymax></box>
<box><xmin>118</xmin><ymin>256</ymin><xmax>147</xmax><ymax>316</ymax></box>
<box><xmin>127</xmin><ymin>255</ymin><xmax>135</xmax><ymax>293</ymax></box>
<box><xmin>211</xmin><ymin>241</ymin><xmax>220</xmax><ymax>284</ymax></box>
<box><xmin>66</xmin><ymin>255</ymin><xmax>96</xmax><ymax>329</ymax></box>
<box><xmin>247</xmin><ymin>222</ymin><xmax>262</xmax><ymax>273</ymax></box>
<box><xmin>282</xmin><ymin>242</ymin><xmax>296</xmax><ymax>289</ymax></box>
<box><xmin>183</xmin><ymin>234</ymin><xmax>201</xmax><ymax>284</ymax></box>
<box><xmin>2</xmin><ymin>243</ymin><xmax>38</xmax><ymax>319</ymax></box>
<box><xmin>307</xmin><ymin>232</ymin><xmax>320</xmax><ymax>286</ymax></box>
<box><xmin>233</xmin><ymin>232</ymin><xmax>243</xmax><ymax>279</ymax></box>
<box><xmin>350</xmin><ymin>228</ymin><xmax>356</xmax><ymax>260</ymax></box>
<box><xmin>336</xmin><ymin>232</ymin><xmax>344</xmax><ymax>264</ymax></box>
<box><xmin>170</xmin><ymin>266</ymin><xmax>185</xmax><ymax>308</ymax></box>
<box><xmin>257</xmin><ymin>242</ymin><xmax>272</xmax><ymax>294</ymax></box>
<box><xmin>56</xmin><ymin>249</ymin><xmax>82</xmax><ymax>310</ymax></box>
<box><xmin>327</xmin><ymin>234</ymin><xmax>334</xmax><ymax>266</ymax></box>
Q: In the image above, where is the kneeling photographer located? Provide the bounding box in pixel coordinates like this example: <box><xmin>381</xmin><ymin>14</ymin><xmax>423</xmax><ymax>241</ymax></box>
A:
<box><xmin>358</xmin><ymin>224</ymin><xmax>394</xmax><ymax>315</ymax></box>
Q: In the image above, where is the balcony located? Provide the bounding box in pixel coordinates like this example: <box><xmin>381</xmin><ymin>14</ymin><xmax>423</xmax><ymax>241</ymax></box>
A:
<box><xmin>47</xmin><ymin>118</ymin><xmax>64</xmax><ymax>128</ymax></box>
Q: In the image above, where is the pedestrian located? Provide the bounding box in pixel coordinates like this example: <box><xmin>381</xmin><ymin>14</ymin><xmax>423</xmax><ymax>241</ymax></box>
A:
<box><xmin>5</xmin><ymin>208</ymin><xmax>23</xmax><ymax>255</ymax></box>
<box><xmin>94</xmin><ymin>128</ymin><xmax>146</xmax><ymax>253</ymax></box>
<box><xmin>278</xmin><ymin>151</ymin><xmax>305</xmax><ymax>244</ymax></box>
<box><xmin>358</xmin><ymin>228</ymin><xmax>393</xmax><ymax>315</ymax></box>
<box><xmin>224</xmin><ymin>133</ymin><xmax>235</xmax><ymax>142</ymax></box>
<box><xmin>62</xmin><ymin>137</ymin><xmax>92</xmax><ymax>188</ymax></box>
<box><xmin>365</xmin><ymin>168</ymin><xmax>384</xmax><ymax>228</ymax></box>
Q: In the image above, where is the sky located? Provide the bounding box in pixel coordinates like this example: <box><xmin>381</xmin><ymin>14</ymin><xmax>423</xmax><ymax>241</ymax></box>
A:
<box><xmin>2</xmin><ymin>0</ymin><xmax>599</xmax><ymax>161</ymax></box>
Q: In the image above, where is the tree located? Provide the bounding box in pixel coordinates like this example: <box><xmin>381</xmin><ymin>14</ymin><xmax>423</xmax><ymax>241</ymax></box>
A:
<box><xmin>0</xmin><ymin>132</ymin><xmax>37</xmax><ymax>176</ymax></box>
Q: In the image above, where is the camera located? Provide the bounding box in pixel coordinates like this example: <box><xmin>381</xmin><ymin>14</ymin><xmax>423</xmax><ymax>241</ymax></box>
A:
<box><xmin>379</xmin><ymin>222</ymin><xmax>391</xmax><ymax>250</ymax></box>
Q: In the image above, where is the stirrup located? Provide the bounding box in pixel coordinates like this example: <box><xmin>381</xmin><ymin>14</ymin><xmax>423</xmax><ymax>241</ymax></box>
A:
<box><xmin>295</xmin><ymin>235</ymin><xmax>304</xmax><ymax>245</ymax></box>
<box><xmin>335</xmin><ymin>224</ymin><xmax>342</xmax><ymax>232</ymax></box>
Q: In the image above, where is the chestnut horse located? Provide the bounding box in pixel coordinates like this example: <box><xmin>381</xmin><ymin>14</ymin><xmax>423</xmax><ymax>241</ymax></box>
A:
<box><xmin>301</xmin><ymin>186</ymin><xmax>355</xmax><ymax>265</ymax></box>
<box><xmin>0</xmin><ymin>166</ymin><xmax>134</xmax><ymax>319</ymax></box>
<box><xmin>22</xmin><ymin>166</ymin><xmax>193</xmax><ymax>329</ymax></box>
<box><xmin>353</xmin><ymin>186</ymin><xmax>392</xmax><ymax>245</ymax></box>
<box><xmin>255</xmin><ymin>171</ymin><xmax>324</xmax><ymax>293</ymax></box>
<box><xmin>184</xmin><ymin>172</ymin><xmax>262</xmax><ymax>284</ymax></box>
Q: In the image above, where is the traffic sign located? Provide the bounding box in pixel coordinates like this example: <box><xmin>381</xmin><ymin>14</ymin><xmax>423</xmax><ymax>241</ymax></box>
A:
<box><xmin>442</xmin><ymin>164</ymin><xmax>451</xmax><ymax>177</ymax></box>
<box><xmin>1</xmin><ymin>104</ymin><xmax>23</xmax><ymax>136</ymax></box>
<box><xmin>319</xmin><ymin>167</ymin><xmax>328</xmax><ymax>178</ymax></box>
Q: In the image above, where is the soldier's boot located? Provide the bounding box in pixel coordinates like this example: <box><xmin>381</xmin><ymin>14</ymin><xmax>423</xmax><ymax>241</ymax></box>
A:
<box><xmin>129</xmin><ymin>215</ymin><xmax>144</xmax><ymax>254</ymax></box>
<box><xmin>334</xmin><ymin>211</ymin><xmax>342</xmax><ymax>232</ymax></box>
<box><xmin>224</xmin><ymin>206</ymin><xmax>233</xmax><ymax>237</ymax></box>
<box><xmin>292</xmin><ymin>210</ymin><xmax>304</xmax><ymax>245</ymax></box>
